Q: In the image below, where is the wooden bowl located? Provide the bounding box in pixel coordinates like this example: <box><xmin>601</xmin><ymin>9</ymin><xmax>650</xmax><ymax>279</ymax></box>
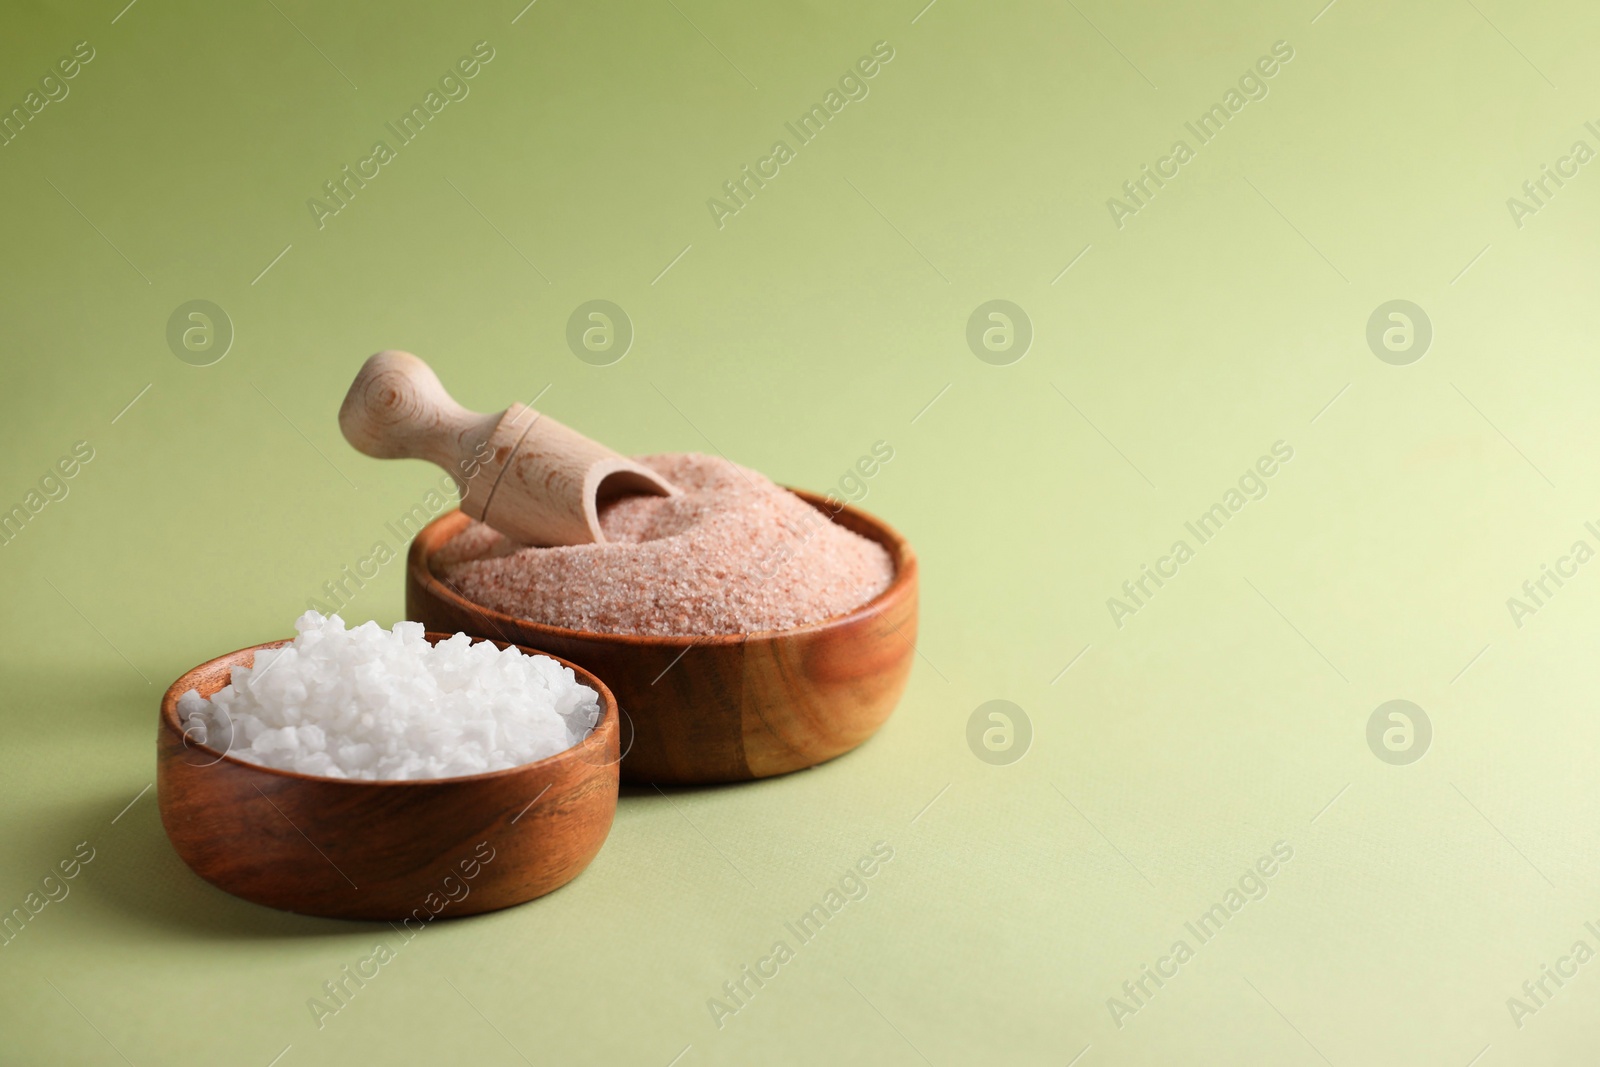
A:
<box><xmin>406</xmin><ymin>492</ymin><xmax>918</xmax><ymax>785</ymax></box>
<box><xmin>157</xmin><ymin>635</ymin><xmax>619</xmax><ymax>921</ymax></box>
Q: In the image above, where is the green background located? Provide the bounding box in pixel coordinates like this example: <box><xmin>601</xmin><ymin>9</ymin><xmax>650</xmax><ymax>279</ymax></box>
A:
<box><xmin>3</xmin><ymin>0</ymin><xmax>1598</xmax><ymax>1062</ymax></box>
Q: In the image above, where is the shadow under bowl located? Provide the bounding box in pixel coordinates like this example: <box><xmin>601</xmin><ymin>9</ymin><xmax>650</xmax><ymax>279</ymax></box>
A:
<box><xmin>406</xmin><ymin>491</ymin><xmax>918</xmax><ymax>785</ymax></box>
<box><xmin>157</xmin><ymin>635</ymin><xmax>620</xmax><ymax>921</ymax></box>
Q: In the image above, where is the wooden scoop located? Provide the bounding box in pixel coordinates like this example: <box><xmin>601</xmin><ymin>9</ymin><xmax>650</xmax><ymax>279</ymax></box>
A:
<box><xmin>339</xmin><ymin>350</ymin><xmax>676</xmax><ymax>546</ymax></box>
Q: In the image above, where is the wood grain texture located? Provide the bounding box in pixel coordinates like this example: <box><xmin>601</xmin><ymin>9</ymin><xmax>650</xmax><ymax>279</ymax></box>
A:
<box><xmin>407</xmin><ymin>491</ymin><xmax>919</xmax><ymax>784</ymax></box>
<box><xmin>338</xmin><ymin>350</ymin><xmax>675</xmax><ymax>546</ymax></box>
<box><xmin>157</xmin><ymin>635</ymin><xmax>620</xmax><ymax>921</ymax></box>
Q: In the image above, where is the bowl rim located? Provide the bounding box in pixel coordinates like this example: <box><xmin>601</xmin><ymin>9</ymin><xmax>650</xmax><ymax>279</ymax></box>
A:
<box><xmin>160</xmin><ymin>632</ymin><xmax>620</xmax><ymax>788</ymax></box>
<box><xmin>409</xmin><ymin>488</ymin><xmax>918</xmax><ymax>647</ymax></box>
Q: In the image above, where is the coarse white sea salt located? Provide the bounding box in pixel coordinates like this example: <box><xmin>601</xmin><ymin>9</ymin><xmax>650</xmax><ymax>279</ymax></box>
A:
<box><xmin>177</xmin><ymin>612</ymin><xmax>600</xmax><ymax>781</ymax></box>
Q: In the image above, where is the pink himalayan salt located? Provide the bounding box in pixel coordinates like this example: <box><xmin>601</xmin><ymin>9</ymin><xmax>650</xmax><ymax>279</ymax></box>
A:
<box><xmin>433</xmin><ymin>453</ymin><xmax>894</xmax><ymax>637</ymax></box>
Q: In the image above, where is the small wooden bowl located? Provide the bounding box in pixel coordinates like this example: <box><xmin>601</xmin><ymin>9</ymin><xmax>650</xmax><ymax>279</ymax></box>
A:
<box><xmin>157</xmin><ymin>635</ymin><xmax>619</xmax><ymax>921</ymax></box>
<box><xmin>407</xmin><ymin>492</ymin><xmax>918</xmax><ymax>785</ymax></box>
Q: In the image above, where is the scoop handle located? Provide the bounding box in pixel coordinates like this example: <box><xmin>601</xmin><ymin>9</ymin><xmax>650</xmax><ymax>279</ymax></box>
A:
<box><xmin>338</xmin><ymin>350</ymin><xmax>676</xmax><ymax>546</ymax></box>
<box><xmin>338</xmin><ymin>350</ymin><xmax>500</xmax><ymax>477</ymax></box>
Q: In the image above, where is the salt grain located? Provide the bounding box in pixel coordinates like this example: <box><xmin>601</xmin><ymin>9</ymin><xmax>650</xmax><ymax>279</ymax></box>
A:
<box><xmin>435</xmin><ymin>453</ymin><xmax>895</xmax><ymax>637</ymax></box>
<box><xmin>177</xmin><ymin>612</ymin><xmax>600</xmax><ymax>781</ymax></box>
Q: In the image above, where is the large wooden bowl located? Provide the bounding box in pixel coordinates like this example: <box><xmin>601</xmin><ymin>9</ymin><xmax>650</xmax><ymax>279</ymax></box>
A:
<box><xmin>157</xmin><ymin>635</ymin><xmax>620</xmax><ymax>921</ymax></box>
<box><xmin>407</xmin><ymin>492</ymin><xmax>918</xmax><ymax>784</ymax></box>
